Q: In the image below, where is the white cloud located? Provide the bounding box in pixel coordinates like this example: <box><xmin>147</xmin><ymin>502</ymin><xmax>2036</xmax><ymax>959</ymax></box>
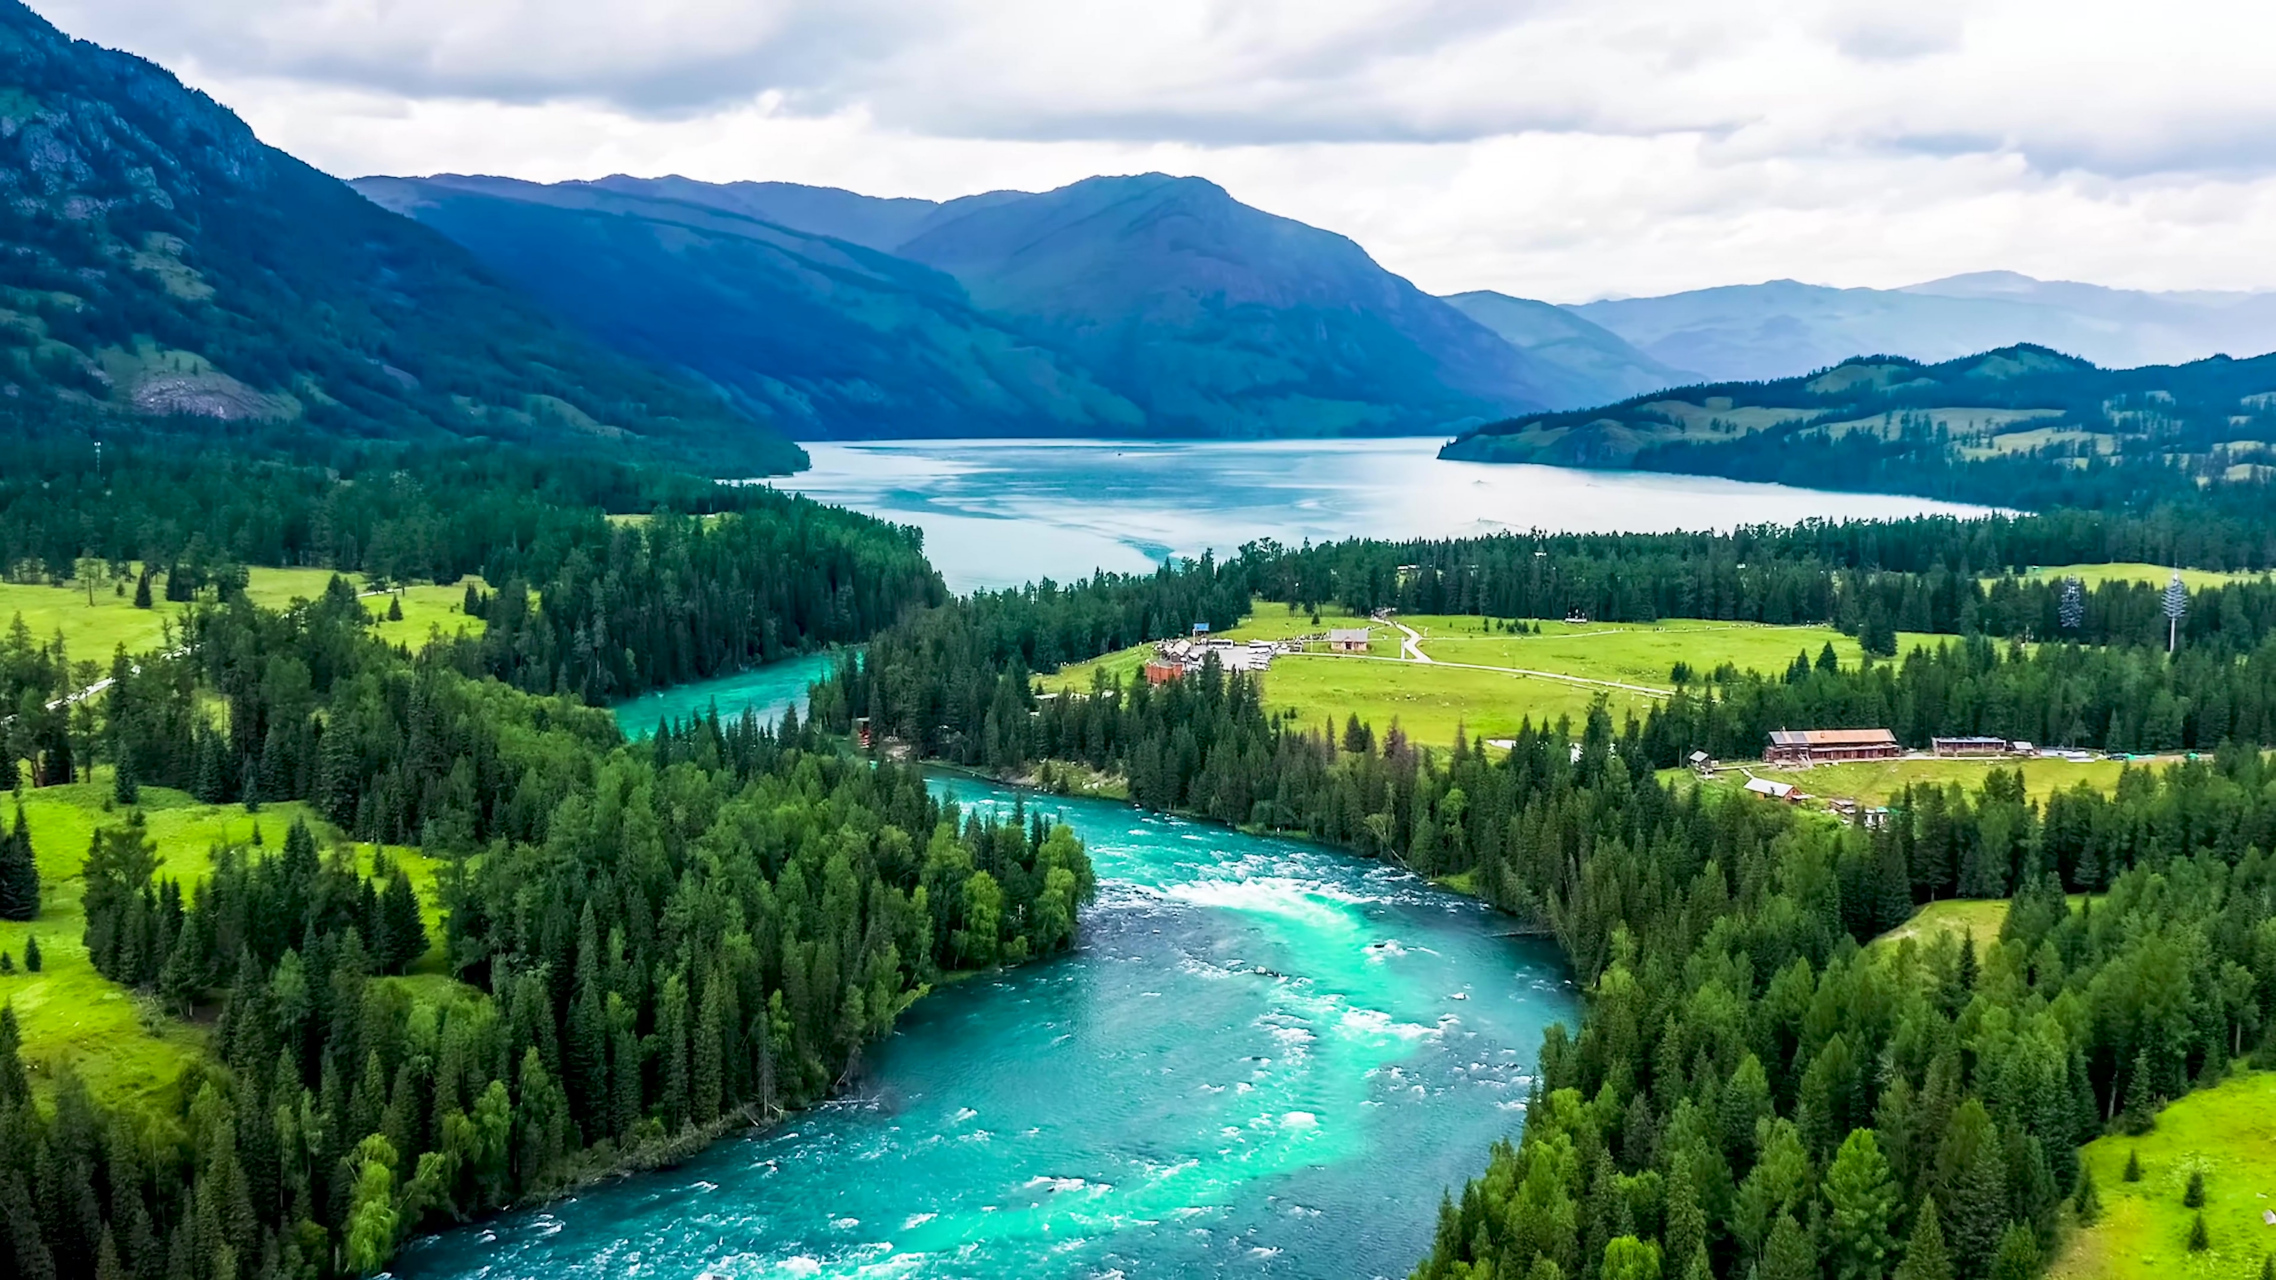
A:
<box><xmin>31</xmin><ymin>0</ymin><xmax>2276</xmax><ymax>298</ymax></box>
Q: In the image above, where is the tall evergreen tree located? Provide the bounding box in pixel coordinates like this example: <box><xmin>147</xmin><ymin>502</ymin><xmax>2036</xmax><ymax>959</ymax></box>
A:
<box><xmin>0</xmin><ymin>803</ymin><xmax>39</xmax><ymax>921</ymax></box>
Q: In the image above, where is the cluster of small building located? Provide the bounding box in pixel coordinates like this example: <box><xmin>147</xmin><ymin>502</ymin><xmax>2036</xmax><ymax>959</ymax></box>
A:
<box><xmin>1140</xmin><ymin>623</ymin><xmax>1376</xmax><ymax>684</ymax></box>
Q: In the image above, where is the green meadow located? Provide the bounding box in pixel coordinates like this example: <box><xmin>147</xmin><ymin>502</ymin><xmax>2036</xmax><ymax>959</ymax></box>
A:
<box><xmin>0</xmin><ymin>780</ymin><xmax>448</xmax><ymax>1114</ymax></box>
<box><xmin>2053</xmin><ymin>1070</ymin><xmax>2276</xmax><ymax>1280</ymax></box>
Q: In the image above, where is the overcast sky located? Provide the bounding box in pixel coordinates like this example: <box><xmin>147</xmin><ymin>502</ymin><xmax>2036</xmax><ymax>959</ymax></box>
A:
<box><xmin>39</xmin><ymin>0</ymin><xmax>2276</xmax><ymax>301</ymax></box>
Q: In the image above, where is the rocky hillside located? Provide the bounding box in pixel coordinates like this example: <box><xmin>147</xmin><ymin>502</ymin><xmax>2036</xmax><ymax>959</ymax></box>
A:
<box><xmin>0</xmin><ymin>1</ymin><xmax>802</xmax><ymax>474</ymax></box>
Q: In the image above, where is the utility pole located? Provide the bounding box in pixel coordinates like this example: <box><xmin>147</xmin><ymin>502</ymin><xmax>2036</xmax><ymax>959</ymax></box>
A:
<box><xmin>2163</xmin><ymin>569</ymin><xmax>2187</xmax><ymax>655</ymax></box>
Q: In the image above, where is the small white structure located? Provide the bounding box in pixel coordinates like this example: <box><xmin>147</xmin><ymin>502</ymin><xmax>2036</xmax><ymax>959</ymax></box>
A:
<box><xmin>1743</xmin><ymin>777</ymin><xmax>1798</xmax><ymax>802</ymax></box>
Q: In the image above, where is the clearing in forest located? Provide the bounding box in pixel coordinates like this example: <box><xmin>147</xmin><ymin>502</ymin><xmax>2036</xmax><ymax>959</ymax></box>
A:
<box><xmin>0</xmin><ymin>781</ymin><xmax>450</xmax><ymax>1114</ymax></box>
<box><xmin>2052</xmin><ymin>1070</ymin><xmax>2276</xmax><ymax>1280</ymax></box>
<box><xmin>1047</xmin><ymin>604</ymin><xmax>1953</xmax><ymax>751</ymax></box>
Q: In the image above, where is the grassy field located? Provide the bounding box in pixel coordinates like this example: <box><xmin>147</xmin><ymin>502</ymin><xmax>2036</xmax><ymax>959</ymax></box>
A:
<box><xmin>0</xmin><ymin>566</ymin><xmax>488</xmax><ymax>669</ymax></box>
<box><xmin>1754</xmin><ymin>755</ymin><xmax>2135</xmax><ymax>805</ymax></box>
<box><xmin>1399</xmin><ymin>616</ymin><xmax>1947</xmax><ymax>691</ymax></box>
<box><xmin>2051</xmin><ymin>1071</ymin><xmax>2276</xmax><ymax>1280</ymax></box>
<box><xmin>2007</xmin><ymin>563</ymin><xmax>2268</xmax><ymax>591</ymax></box>
<box><xmin>364</xmin><ymin>577</ymin><xmax>486</xmax><ymax>648</ymax></box>
<box><xmin>1868</xmin><ymin>898</ymin><xmax>2012</xmax><ymax>953</ymax></box>
<box><xmin>0</xmin><ymin>780</ymin><xmax>448</xmax><ymax>1112</ymax></box>
<box><xmin>1046</xmin><ymin>606</ymin><xmax>1962</xmax><ymax>753</ymax></box>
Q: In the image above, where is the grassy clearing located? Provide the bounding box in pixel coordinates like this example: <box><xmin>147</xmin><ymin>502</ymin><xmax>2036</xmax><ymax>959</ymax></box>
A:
<box><xmin>2051</xmin><ymin>1071</ymin><xmax>2276</xmax><ymax>1280</ymax></box>
<box><xmin>1048</xmin><ymin>606</ymin><xmax>1971</xmax><ymax>756</ymax></box>
<box><xmin>1400</xmin><ymin>616</ymin><xmax>1946</xmax><ymax>691</ymax></box>
<box><xmin>1868</xmin><ymin>899</ymin><xmax>2012</xmax><ymax>953</ymax></box>
<box><xmin>0</xmin><ymin>579</ymin><xmax>179</xmax><ymax>660</ymax></box>
<box><xmin>2008</xmin><ymin>563</ymin><xmax>2268</xmax><ymax>591</ymax></box>
<box><xmin>0</xmin><ymin>781</ymin><xmax>444</xmax><ymax>1110</ymax></box>
<box><xmin>364</xmin><ymin>577</ymin><xmax>486</xmax><ymax>649</ymax></box>
<box><xmin>1755</xmin><ymin>756</ymin><xmax>2135</xmax><ymax>806</ymax></box>
<box><xmin>1266</xmin><ymin>654</ymin><xmax>1620</xmax><ymax>748</ymax></box>
<box><xmin>2</xmin><ymin>567</ymin><xmax>489</xmax><ymax>667</ymax></box>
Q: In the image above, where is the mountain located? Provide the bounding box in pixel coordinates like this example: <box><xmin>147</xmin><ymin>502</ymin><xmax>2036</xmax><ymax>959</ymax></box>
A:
<box><xmin>1440</xmin><ymin>343</ymin><xmax>2276</xmax><ymax>511</ymax></box>
<box><xmin>0</xmin><ymin>2</ymin><xmax>802</xmax><ymax>474</ymax></box>
<box><xmin>354</xmin><ymin>175</ymin><xmax>1146</xmax><ymax>439</ymax></box>
<box><xmin>1569</xmin><ymin>276</ymin><xmax>2276</xmax><ymax>385</ymax></box>
<box><xmin>1441</xmin><ymin>290</ymin><xmax>1698</xmax><ymax>406</ymax></box>
<box><xmin>363</xmin><ymin>171</ymin><xmax>1567</xmax><ymax>438</ymax></box>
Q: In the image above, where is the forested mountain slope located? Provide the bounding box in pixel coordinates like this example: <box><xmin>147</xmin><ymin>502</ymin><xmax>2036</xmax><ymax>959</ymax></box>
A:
<box><xmin>1444</xmin><ymin>289</ymin><xmax>1698</xmax><ymax>406</ymax></box>
<box><xmin>363</xmin><ymin>171</ymin><xmax>1584</xmax><ymax>437</ymax></box>
<box><xmin>1441</xmin><ymin>344</ymin><xmax>2276</xmax><ymax>512</ymax></box>
<box><xmin>0</xmin><ymin>2</ymin><xmax>802</xmax><ymax>474</ymax></box>
<box><xmin>889</xmin><ymin>173</ymin><xmax>1557</xmax><ymax>436</ymax></box>
<box><xmin>353</xmin><ymin>175</ymin><xmax>1146</xmax><ymax>440</ymax></box>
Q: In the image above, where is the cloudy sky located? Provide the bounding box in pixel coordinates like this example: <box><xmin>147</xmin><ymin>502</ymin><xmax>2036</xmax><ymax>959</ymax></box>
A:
<box><xmin>38</xmin><ymin>0</ymin><xmax>2276</xmax><ymax>301</ymax></box>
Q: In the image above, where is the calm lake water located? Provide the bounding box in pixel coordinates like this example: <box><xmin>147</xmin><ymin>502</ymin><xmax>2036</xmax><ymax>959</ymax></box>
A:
<box><xmin>392</xmin><ymin>776</ymin><xmax>1579</xmax><ymax>1280</ymax></box>
<box><xmin>781</xmin><ymin>438</ymin><xmax>1997</xmax><ymax>591</ymax></box>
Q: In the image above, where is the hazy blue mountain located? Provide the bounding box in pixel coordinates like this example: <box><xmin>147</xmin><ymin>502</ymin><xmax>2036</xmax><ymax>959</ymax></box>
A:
<box><xmin>888</xmin><ymin>173</ymin><xmax>1556</xmax><ymax>435</ymax></box>
<box><xmin>1571</xmin><ymin>275</ymin><xmax>2276</xmax><ymax>384</ymax></box>
<box><xmin>0</xmin><ymin>1</ymin><xmax>802</xmax><ymax>474</ymax></box>
<box><xmin>355</xmin><ymin>175</ymin><xmax>1146</xmax><ymax>439</ymax></box>
<box><xmin>363</xmin><ymin>171</ymin><xmax>1562</xmax><ymax>438</ymax></box>
<box><xmin>1442</xmin><ymin>290</ymin><xmax>1699</xmax><ymax>405</ymax></box>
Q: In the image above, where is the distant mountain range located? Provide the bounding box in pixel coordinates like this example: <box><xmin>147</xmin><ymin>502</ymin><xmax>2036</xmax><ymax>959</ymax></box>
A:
<box><xmin>1570</xmin><ymin>273</ymin><xmax>2276</xmax><ymax>385</ymax></box>
<box><xmin>16</xmin><ymin>0</ymin><xmax>2276</xmax><ymax>461</ymax></box>
<box><xmin>0</xmin><ymin>0</ymin><xmax>804</xmax><ymax>475</ymax></box>
<box><xmin>357</xmin><ymin>172</ymin><xmax>1576</xmax><ymax>438</ymax></box>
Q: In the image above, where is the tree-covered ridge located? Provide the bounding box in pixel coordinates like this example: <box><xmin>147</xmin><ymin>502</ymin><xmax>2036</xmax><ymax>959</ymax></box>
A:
<box><xmin>1439</xmin><ymin>344</ymin><xmax>2276</xmax><ymax>513</ymax></box>
<box><xmin>0</xmin><ymin>2</ymin><xmax>801</xmax><ymax>476</ymax></box>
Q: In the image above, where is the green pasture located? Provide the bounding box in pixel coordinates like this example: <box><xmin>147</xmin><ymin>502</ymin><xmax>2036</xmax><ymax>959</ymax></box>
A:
<box><xmin>1397</xmin><ymin>615</ymin><xmax>1947</xmax><ymax>691</ymax></box>
<box><xmin>0</xmin><ymin>780</ymin><xmax>446</xmax><ymax>1112</ymax></box>
<box><xmin>1867</xmin><ymin>898</ymin><xmax>2012</xmax><ymax>954</ymax></box>
<box><xmin>1755</xmin><ymin>755</ymin><xmax>2135</xmax><ymax>805</ymax></box>
<box><xmin>2053</xmin><ymin>1070</ymin><xmax>2276</xmax><ymax>1280</ymax></box>
<box><xmin>1047</xmin><ymin>606</ymin><xmax>1972</xmax><ymax>756</ymax></box>
<box><xmin>2006</xmin><ymin>563</ymin><xmax>2267</xmax><ymax>591</ymax></box>
<box><xmin>365</xmin><ymin>576</ymin><xmax>487</xmax><ymax>648</ymax></box>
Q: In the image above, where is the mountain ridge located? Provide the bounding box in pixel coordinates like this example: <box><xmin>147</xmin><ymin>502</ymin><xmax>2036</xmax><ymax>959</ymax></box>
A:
<box><xmin>0</xmin><ymin>1</ymin><xmax>805</xmax><ymax>474</ymax></box>
<box><xmin>361</xmin><ymin>170</ymin><xmax>1576</xmax><ymax>438</ymax></box>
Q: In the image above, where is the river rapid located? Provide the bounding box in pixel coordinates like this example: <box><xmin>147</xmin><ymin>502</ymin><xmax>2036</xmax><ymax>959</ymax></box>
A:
<box><xmin>391</xmin><ymin>771</ymin><xmax>1577</xmax><ymax>1280</ymax></box>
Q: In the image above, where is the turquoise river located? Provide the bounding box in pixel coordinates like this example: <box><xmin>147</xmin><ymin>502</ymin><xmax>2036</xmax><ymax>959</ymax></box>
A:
<box><xmin>388</xmin><ymin>669</ymin><xmax>1579</xmax><ymax>1280</ymax></box>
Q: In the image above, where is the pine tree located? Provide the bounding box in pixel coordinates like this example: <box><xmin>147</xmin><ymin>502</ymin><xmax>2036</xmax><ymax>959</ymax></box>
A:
<box><xmin>2186</xmin><ymin>1213</ymin><xmax>2208</xmax><ymax>1252</ymax></box>
<box><xmin>1987</xmin><ymin>1224</ymin><xmax>2037</xmax><ymax>1280</ymax></box>
<box><xmin>0</xmin><ymin>805</ymin><xmax>37</xmax><ymax>921</ymax></box>
<box><xmin>1760</xmin><ymin>1211</ymin><xmax>1814</xmax><ymax>1280</ymax></box>
<box><xmin>1893</xmin><ymin>1198</ymin><xmax>1952</xmax><ymax>1280</ymax></box>
<box><xmin>111</xmin><ymin>752</ymin><xmax>137</xmax><ymax>806</ymax></box>
<box><xmin>22</xmin><ymin>936</ymin><xmax>38</xmax><ymax>973</ymax></box>
<box><xmin>2071</xmin><ymin>1165</ymin><xmax>2099</xmax><ymax>1225</ymax></box>
<box><xmin>2122</xmin><ymin>1150</ymin><xmax>2141</xmax><ymax>1182</ymax></box>
<box><xmin>386</xmin><ymin>595</ymin><xmax>403</xmax><ymax>622</ymax></box>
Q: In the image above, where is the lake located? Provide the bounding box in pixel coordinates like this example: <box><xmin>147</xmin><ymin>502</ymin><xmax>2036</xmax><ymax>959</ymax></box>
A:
<box><xmin>391</xmin><ymin>775</ymin><xmax>1579</xmax><ymax>1280</ymax></box>
<box><xmin>780</xmin><ymin>437</ymin><xmax>1997</xmax><ymax>591</ymax></box>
